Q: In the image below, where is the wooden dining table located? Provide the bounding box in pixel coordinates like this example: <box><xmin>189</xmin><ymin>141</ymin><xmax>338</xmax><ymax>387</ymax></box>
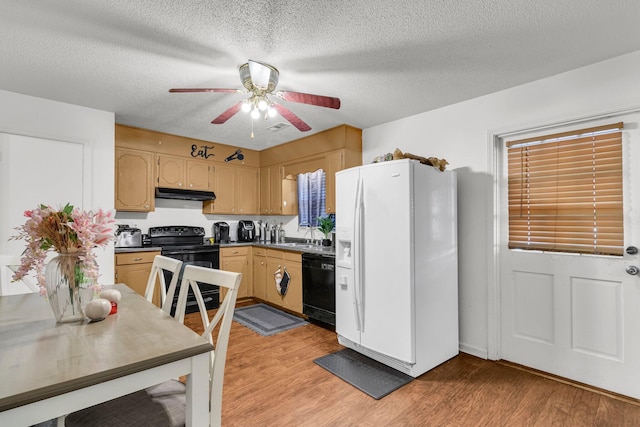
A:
<box><xmin>0</xmin><ymin>284</ymin><xmax>214</xmax><ymax>426</ymax></box>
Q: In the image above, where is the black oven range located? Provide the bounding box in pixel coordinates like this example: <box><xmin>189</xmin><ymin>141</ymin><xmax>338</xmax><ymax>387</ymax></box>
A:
<box><xmin>148</xmin><ymin>226</ymin><xmax>220</xmax><ymax>314</ymax></box>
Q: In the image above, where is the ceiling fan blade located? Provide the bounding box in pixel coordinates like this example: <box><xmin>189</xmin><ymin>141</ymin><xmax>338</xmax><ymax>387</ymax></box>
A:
<box><xmin>211</xmin><ymin>102</ymin><xmax>243</xmax><ymax>124</ymax></box>
<box><xmin>248</xmin><ymin>60</ymin><xmax>273</xmax><ymax>90</ymax></box>
<box><xmin>169</xmin><ymin>88</ymin><xmax>240</xmax><ymax>93</ymax></box>
<box><xmin>272</xmin><ymin>103</ymin><xmax>311</xmax><ymax>132</ymax></box>
<box><xmin>277</xmin><ymin>91</ymin><xmax>341</xmax><ymax>109</ymax></box>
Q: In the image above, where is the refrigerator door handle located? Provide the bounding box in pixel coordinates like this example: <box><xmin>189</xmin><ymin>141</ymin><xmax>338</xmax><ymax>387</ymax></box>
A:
<box><xmin>354</xmin><ymin>176</ymin><xmax>365</xmax><ymax>332</ymax></box>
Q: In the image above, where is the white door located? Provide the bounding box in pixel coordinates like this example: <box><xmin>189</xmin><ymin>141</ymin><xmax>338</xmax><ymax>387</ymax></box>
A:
<box><xmin>498</xmin><ymin>112</ymin><xmax>640</xmax><ymax>398</ymax></box>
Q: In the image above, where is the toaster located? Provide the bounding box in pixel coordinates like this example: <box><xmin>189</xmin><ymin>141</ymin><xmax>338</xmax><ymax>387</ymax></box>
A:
<box><xmin>115</xmin><ymin>225</ymin><xmax>142</xmax><ymax>248</ymax></box>
<box><xmin>237</xmin><ymin>220</ymin><xmax>255</xmax><ymax>242</ymax></box>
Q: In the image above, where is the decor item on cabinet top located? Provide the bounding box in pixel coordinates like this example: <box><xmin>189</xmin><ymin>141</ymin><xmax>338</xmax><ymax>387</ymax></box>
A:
<box><xmin>392</xmin><ymin>148</ymin><xmax>449</xmax><ymax>171</ymax></box>
<box><xmin>372</xmin><ymin>149</ymin><xmax>448</xmax><ymax>171</ymax></box>
<box><xmin>10</xmin><ymin>203</ymin><xmax>115</xmax><ymax>321</ymax></box>
<box><xmin>317</xmin><ymin>214</ymin><xmax>335</xmax><ymax>246</ymax></box>
<box><xmin>298</xmin><ymin>169</ymin><xmax>326</xmax><ymax>227</ymax></box>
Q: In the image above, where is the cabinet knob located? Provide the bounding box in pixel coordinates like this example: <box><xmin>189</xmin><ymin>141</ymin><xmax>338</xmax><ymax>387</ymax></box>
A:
<box><xmin>133</xmin><ymin>257</ymin><xmax>142</xmax><ymax>261</ymax></box>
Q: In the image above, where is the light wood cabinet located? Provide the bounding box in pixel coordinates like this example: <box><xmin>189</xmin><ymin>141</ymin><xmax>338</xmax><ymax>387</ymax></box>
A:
<box><xmin>115</xmin><ymin>148</ymin><xmax>155</xmax><ymax>212</ymax></box>
<box><xmin>324</xmin><ymin>149</ymin><xmax>344</xmax><ymax>213</ymax></box>
<box><xmin>281</xmin><ymin>253</ymin><xmax>302</xmax><ymax>313</ymax></box>
<box><xmin>260</xmin><ymin>165</ymin><xmax>281</xmax><ymax>214</ymax></box>
<box><xmin>186</xmin><ymin>160</ymin><xmax>211</xmax><ymax>190</ymax></box>
<box><xmin>208</xmin><ymin>163</ymin><xmax>236</xmax><ymax>213</ymax></box>
<box><xmin>265</xmin><ymin>249</ymin><xmax>303</xmax><ymax>314</ymax></box>
<box><xmin>203</xmin><ymin>164</ymin><xmax>259</xmax><ymax>215</ymax></box>
<box><xmin>220</xmin><ymin>246</ymin><xmax>252</xmax><ymax>301</ymax></box>
<box><xmin>157</xmin><ymin>154</ymin><xmax>212</xmax><ymax>190</ymax></box>
<box><xmin>237</xmin><ymin>167</ymin><xmax>259</xmax><ymax>214</ymax></box>
<box><xmin>114</xmin><ymin>251</ymin><xmax>161</xmax><ymax>305</ymax></box>
<box><xmin>252</xmin><ymin>247</ymin><xmax>267</xmax><ymax>300</ymax></box>
<box><xmin>281</xmin><ymin>175</ymin><xmax>298</xmax><ymax>215</ymax></box>
<box><xmin>260</xmin><ymin>166</ymin><xmax>297</xmax><ymax>215</ymax></box>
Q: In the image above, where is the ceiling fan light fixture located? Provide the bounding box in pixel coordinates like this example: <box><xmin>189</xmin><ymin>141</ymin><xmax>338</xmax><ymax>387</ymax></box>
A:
<box><xmin>170</xmin><ymin>59</ymin><xmax>340</xmax><ymax>134</ymax></box>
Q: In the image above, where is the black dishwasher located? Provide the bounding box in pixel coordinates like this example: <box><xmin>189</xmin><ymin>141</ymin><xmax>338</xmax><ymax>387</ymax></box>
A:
<box><xmin>302</xmin><ymin>253</ymin><xmax>336</xmax><ymax>326</ymax></box>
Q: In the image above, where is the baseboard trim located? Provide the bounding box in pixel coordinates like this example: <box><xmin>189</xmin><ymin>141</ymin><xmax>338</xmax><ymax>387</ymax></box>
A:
<box><xmin>459</xmin><ymin>343</ymin><xmax>488</xmax><ymax>359</ymax></box>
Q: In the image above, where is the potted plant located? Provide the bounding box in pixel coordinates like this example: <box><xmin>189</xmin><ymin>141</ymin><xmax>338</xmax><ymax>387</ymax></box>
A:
<box><xmin>317</xmin><ymin>215</ymin><xmax>335</xmax><ymax>246</ymax></box>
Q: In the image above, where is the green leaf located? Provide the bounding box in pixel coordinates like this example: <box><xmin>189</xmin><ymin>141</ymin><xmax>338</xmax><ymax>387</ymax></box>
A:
<box><xmin>62</xmin><ymin>203</ymin><xmax>74</xmax><ymax>215</ymax></box>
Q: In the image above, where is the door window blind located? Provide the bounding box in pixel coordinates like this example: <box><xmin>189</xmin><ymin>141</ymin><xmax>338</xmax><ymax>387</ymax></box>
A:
<box><xmin>506</xmin><ymin>122</ymin><xmax>623</xmax><ymax>256</ymax></box>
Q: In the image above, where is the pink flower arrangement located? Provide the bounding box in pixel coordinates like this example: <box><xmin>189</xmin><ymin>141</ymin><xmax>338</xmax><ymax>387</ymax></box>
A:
<box><xmin>10</xmin><ymin>203</ymin><xmax>115</xmax><ymax>292</ymax></box>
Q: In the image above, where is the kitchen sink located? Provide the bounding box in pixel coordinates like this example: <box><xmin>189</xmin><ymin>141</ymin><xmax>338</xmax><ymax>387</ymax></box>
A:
<box><xmin>277</xmin><ymin>243</ymin><xmax>318</xmax><ymax>249</ymax></box>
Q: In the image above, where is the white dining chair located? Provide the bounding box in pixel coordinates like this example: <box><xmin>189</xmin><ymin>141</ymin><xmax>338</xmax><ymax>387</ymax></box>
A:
<box><xmin>64</xmin><ymin>265</ymin><xmax>241</xmax><ymax>427</ymax></box>
<box><xmin>144</xmin><ymin>255</ymin><xmax>183</xmax><ymax>313</ymax></box>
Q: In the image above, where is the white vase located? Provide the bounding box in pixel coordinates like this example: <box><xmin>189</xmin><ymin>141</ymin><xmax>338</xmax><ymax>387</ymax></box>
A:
<box><xmin>45</xmin><ymin>252</ymin><xmax>95</xmax><ymax>322</ymax></box>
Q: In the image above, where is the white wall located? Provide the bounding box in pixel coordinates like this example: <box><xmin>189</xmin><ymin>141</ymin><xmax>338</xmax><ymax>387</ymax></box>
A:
<box><xmin>363</xmin><ymin>49</ymin><xmax>640</xmax><ymax>358</ymax></box>
<box><xmin>115</xmin><ymin>201</ymin><xmax>311</xmax><ymax>243</ymax></box>
<box><xmin>0</xmin><ymin>89</ymin><xmax>115</xmax><ymax>291</ymax></box>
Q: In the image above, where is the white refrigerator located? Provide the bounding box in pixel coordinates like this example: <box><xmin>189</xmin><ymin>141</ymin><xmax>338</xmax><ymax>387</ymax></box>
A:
<box><xmin>335</xmin><ymin>159</ymin><xmax>458</xmax><ymax>377</ymax></box>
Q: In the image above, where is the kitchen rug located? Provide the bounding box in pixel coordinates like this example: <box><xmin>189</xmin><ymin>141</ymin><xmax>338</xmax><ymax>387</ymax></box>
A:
<box><xmin>233</xmin><ymin>303</ymin><xmax>307</xmax><ymax>336</ymax></box>
<box><xmin>314</xmin><ymin>348</ymin><xmax>413</xmax><ymax>399</ymax></box>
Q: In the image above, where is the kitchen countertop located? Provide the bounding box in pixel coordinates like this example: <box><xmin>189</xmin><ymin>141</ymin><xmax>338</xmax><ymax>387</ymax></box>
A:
<box><xmin>114</xmin><ymin>246</ymin><xmax>162</xmax><ymax>254</ymax></box>
<box><xmin>221</xmin><ymin>241</ymin><xmax>336</xmax><ymax>256</ymax></box>
<box><xmin>114</xmin><ymin>243</ymin><xmax>335</xmax><ymax>256</ymax></box>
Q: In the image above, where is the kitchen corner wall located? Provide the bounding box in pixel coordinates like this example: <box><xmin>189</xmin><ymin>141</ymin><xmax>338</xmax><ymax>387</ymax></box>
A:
<box><xmin>363</xmin><ymin>49</ymin><xmax>640</xmax><ymax>359</ymax></box>
<box><xmin>0</xmin><ymin>89</ymin><xmax>115</xmax><ymax>291</ymax></box>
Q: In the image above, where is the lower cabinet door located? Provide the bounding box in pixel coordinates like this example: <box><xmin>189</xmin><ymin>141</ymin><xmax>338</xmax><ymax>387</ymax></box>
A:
<box><xmin>253</xmin><ymin>254</ymin><xmax>267</xmax><ymax>300</ymax></box>
<box><xmin>282</xmin><ymin>260</ymin><xmax>302</xmax><ymax>314</ymax></box>
<box><xmin>266</xmin><ymin>258</ymin><xmax>285</xmax><ymax>306</ymax></box>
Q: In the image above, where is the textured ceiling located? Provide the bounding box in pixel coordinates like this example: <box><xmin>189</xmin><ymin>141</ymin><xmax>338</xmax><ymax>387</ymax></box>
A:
<box><xmin>2</xmin><ymin>0</ymin><xmax>640</xmax><ymax>150</ymax></box>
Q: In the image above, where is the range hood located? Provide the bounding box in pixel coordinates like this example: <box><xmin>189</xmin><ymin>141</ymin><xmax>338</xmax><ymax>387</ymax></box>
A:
<box><xmin>155</xmin><ymin>187</ymin><xmax>216</xmax><ymax>201</ymax></box>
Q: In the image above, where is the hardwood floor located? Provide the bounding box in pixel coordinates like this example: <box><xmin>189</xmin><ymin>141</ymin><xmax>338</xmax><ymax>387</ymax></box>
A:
<box><xmin>185</xmin><ymin>303</ymin><xmax>640</xmax><ymax>426</ymax></box>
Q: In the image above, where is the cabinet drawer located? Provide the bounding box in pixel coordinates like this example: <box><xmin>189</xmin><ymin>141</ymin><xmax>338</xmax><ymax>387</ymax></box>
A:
<box><xmin>221</xmin><ymin>246</ymin><xmax>251</xmax><ymax>257</ymax></box>
<box><xmin>253</xmin><ymin>247</ymin><xmax>267</xmax><ymax>257</ymax></box>
<box><xmin>266</xmin><ymin>249</ymin><xmax>284</xmax><ymax>259</ymax></box>
<box><xmin>115</xmin><ymin>251</ymin><xmax>159</xmax><ymax>266</ymax></box>
<box><xmin>284</xmin><ymin>252</ymin><xmax>301</xmax><ymax>263</ymax></box>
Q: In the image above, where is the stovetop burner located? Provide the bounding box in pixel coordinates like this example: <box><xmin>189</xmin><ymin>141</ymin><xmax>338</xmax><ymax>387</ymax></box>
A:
<box><xmin>148</xmin><ymin>225</ymin><xmax>207</xmax><ymax>247</ymax></box>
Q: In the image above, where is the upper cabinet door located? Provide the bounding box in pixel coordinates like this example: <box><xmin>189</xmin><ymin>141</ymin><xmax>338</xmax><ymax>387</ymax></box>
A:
<box><xmin>213</xmin><ymin>164</ymin><xmax>237</xmax><ymax>213</ymax></box>
<box><xmin>269</xmin><ymin>165</ymin><xmax>283</xmax><ymax>214</ymax></box>
<box><xmin>115</xmin><ymin>148</ymin><xmax>154</xmax><ymax>212</ymax></box>
<box><xmin>157</xmin><ymin>154</ymin><xmax>185</xmax><ymax>188</ymax></box>
<box><xmin>324</xmin><ymin>149</ymin><xmax>344</xmax><ymax>213</ymax></box>
<box><xmin>186</xmin><ymin>160</ymin><xmax>211</xmax><ymax>191</ymax></box>
<box><xmin>237</xmin><ymin>167</ymin><xmax>259</xmax><ymax>215</ymax></box>
<box><xmin>260</xmin><ymin>166</ymin><xmax>270</xmax><ymax>214</ymax></box>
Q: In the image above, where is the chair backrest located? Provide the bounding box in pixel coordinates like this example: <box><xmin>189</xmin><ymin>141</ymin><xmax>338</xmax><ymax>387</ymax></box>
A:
<box><xmin>144</xmin><ymin>255</ymin><xmax>183</xmax><ymax>315</ymax></box>
<box><xmin>175</xmin><ymin>264</ymin><xmax>241</xmax><ymax>427</ymax></box>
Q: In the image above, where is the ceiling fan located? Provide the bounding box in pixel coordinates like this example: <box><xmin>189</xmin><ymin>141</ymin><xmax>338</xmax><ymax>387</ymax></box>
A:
<box><xmin>169</xmin><ymin>60</ymin><xmax>341</xmax><ymax>133</ymax></box>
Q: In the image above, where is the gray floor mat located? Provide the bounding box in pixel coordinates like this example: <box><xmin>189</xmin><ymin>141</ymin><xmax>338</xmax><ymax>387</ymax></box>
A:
<box><xmin>314</xmin><ymin>348</ymin><xmax>413</xmax><ymax>399</ymax></box>
<box><xmin>233</xmin><ymin>303</ymin><xmax>307</xmax><ymax>336</ymax></box>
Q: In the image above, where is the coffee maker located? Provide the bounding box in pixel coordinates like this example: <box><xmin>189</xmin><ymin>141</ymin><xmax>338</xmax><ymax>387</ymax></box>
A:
<box><xmin>213</xmin><ymin>221</ymin><xmax>230</xmax><ymax>243</ymax></box>
<box><xmin>237</xmin><ymin>220</ymin><xmax>255</xmax><ymax>242</ymax></box>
